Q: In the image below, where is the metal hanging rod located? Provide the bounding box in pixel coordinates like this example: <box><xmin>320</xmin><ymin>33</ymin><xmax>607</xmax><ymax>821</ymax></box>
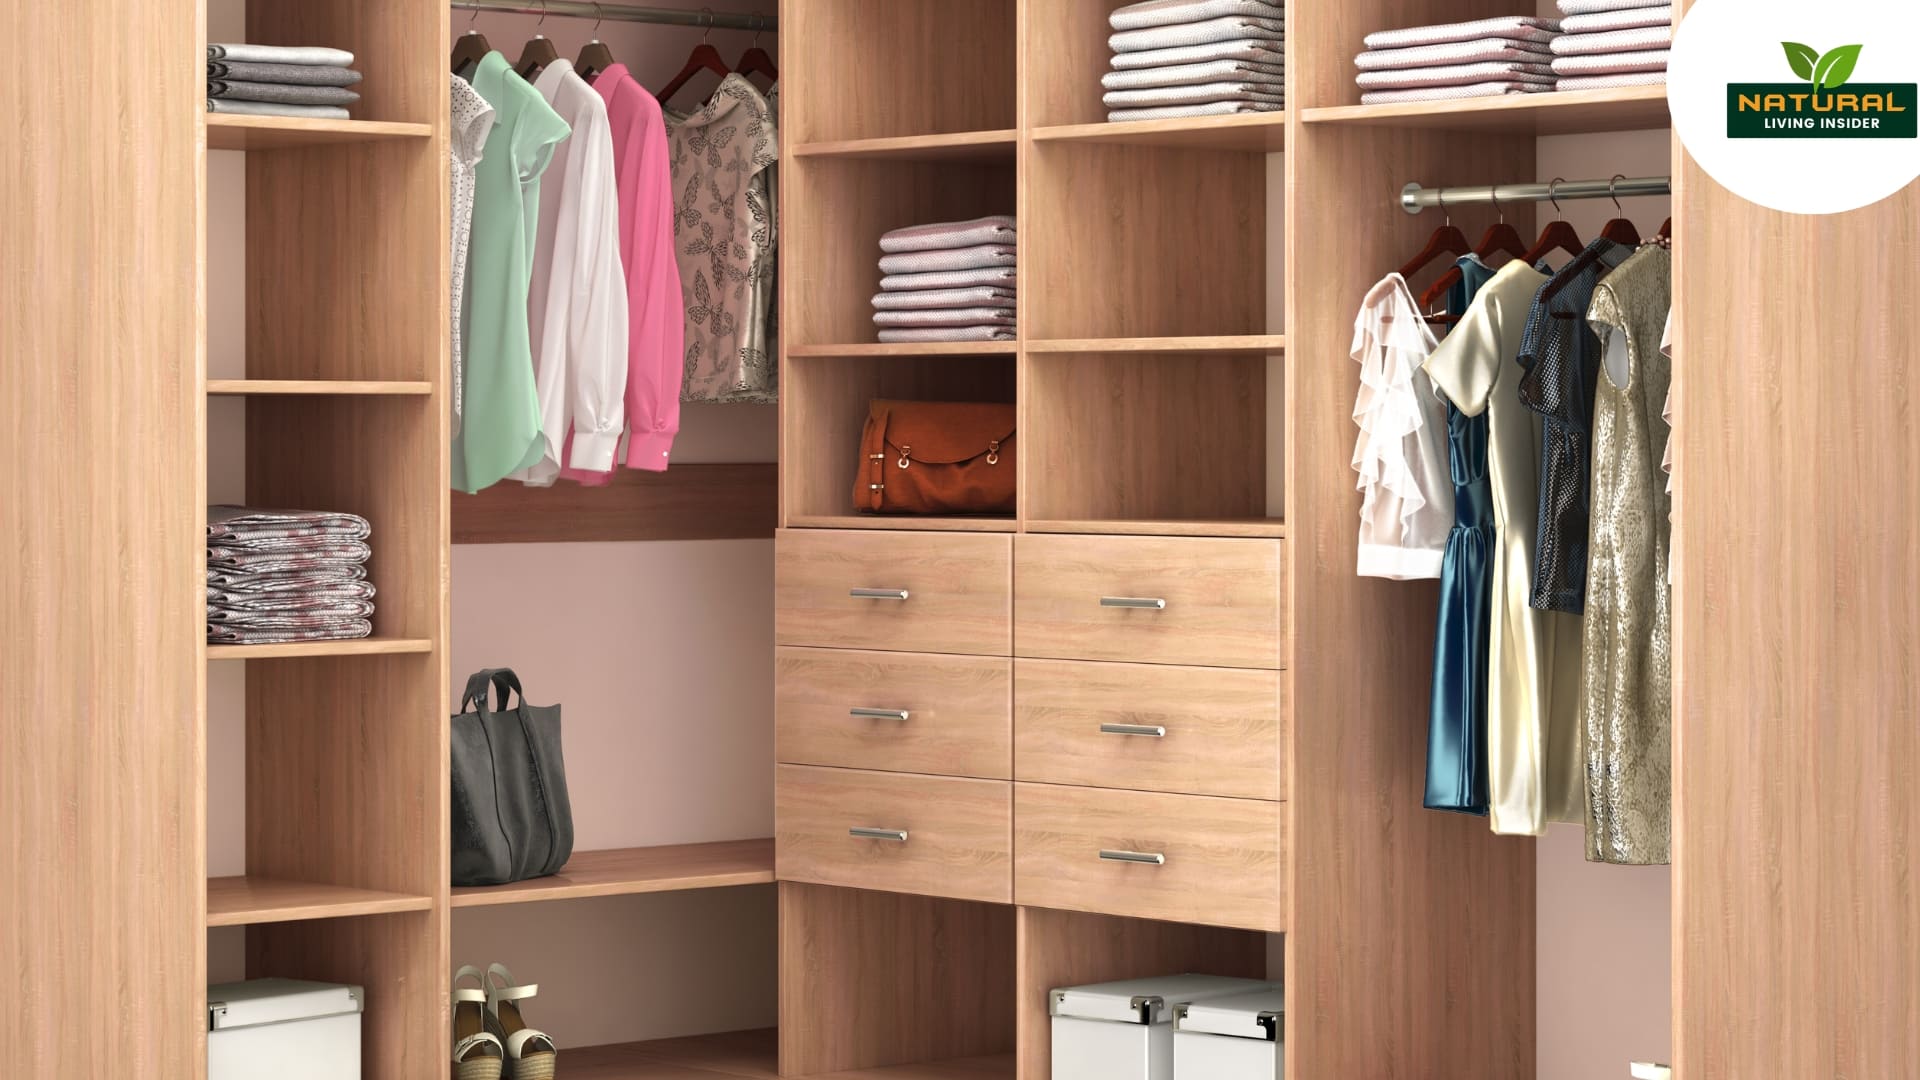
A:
<box><xmin>450</xmin><ymin>0</ymin><xmax>775</xmax><ymax>32</ymax></box>
<box><xmin>1400</xmin><ymin>175</ymin><xmax>1671</xmax><ymax>215</ymax></box>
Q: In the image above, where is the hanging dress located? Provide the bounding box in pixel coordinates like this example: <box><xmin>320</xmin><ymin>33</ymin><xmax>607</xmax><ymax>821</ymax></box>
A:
<box><xmin>1580</xmin><ymin>244</ymin><xmax>1673</xmax><ymax>864</ymax></box>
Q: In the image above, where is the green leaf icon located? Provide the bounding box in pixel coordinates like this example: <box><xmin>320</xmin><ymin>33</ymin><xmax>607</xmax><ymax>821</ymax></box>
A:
<box><xmin>1783</xmin><ymin>41</ymin><xmax>1819</xmax><ymax>80</ymax></box>
<box><xmin>1815</xmin><ymin>44</ymin><xmax>1863</xmax><ymax>89</ymax></box>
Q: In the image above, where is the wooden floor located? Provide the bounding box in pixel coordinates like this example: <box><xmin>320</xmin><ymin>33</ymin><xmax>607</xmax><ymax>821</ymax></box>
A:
<box><xmin>571</xmin><ymin>1029</ymin><xmax>1013</xmax><ymax>1079</ymax></box>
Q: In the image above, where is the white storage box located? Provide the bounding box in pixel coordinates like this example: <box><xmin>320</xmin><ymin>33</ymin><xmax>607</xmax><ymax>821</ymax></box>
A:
<box><xmin>1173</xmin><ymin>987</ymin><xmax>1285</xmax><ymax>1079</ymax></box>
<box><xmin>1050</xmin><ymin>974</ymin><xmax>1278</xmax><ymax>1080</ymax></box>
<box><xmin>208</xmin><ymin>978</ymin><xmax>363</xmax><ymax>1080</ymax></box>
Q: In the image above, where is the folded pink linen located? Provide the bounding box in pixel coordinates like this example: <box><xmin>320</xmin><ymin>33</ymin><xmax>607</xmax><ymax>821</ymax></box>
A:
<box><xmin>1558</xmin><ymin>0</ymin><xmax>1660</xmax><ymax>13</ymax></box>
<box><xmin>1554</xmin><ymin>70</ymin><xmax>1668</xmax><ymax>90</ymax></box>
<box><xmin>1356</xmin><ymin>60</ymin><xmax>1555</xmax><ymax>90</ymax></box>
<box><xmin>1356</xmin><ymin>39</ymin><xmax>1555</xmax><ymax>71</ymax></box>
<box><xmin>1362</xmin><ymin>16</ymin><xmax>1560</xmax><ymax>51</ymax></box>
<box><xmin>1560</xmin><ymin>5</ymin><xmax>1671</xmax><ymax>33</ymax></box>
<box><xmin>880</xmin><ymin>215</ymin><xmax>1017</xmax><ymax>254</ymax></box>
<box><xmin>1360</xmin><ymin>81</ymin><xmax>1555</xmax><ymax>105</ymax></box>
<box><xmin>877</xmin><ymin>327</ymin><xmax>1016</xmax><ymax>343</ymax></box>
<box><xmin>1551</xmin><ymin>25</ymin><xmax>1672</xmax><ymax>54</ymax></box>
<box><xmin>1551</xmin><ymin>49</ymin><xmax>1670</xmax><ymax>75</ymax></box>
<box><xmin>1109</xmin><ymin>0</ymin><xmax>1284</xmax><ymax>31</ymax></box>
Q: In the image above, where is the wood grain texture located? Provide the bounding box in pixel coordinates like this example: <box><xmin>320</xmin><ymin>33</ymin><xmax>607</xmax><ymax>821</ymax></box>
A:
<box><xmin>779</xmin><ymin>882</ymin><xmax>1017</xmax><ymax>1074</ymax></box>
<box><xmin>1286</xmin><ymin>0</ymin><xmax>1540</xmax><ymax>1072</ymax></box>
<box><xmin>3</xmin><ymin>0</ymin><xmax>203</xmax><ymax>1072</ymax></box>
<box><xmin>776</xmin><ymin>765</ymin><xmax>1013</xmax><ymax>904</ymax></box>
<box><xmin>1022</xmin><ymin>0</ymin><xmax>1132</xmax><ymax>128</ymax></box>
<box><xmin>1012</xmin><ymin>534</ymin><xmax>1283</xmax><ymax>669</ymax></box>
<box><xmin>1013</xmin><ymin>907</ymin><xmax>1267</xmax><ymax>1080</ymax></box>
<box><xmin>451</xmin><ymin>839</ymin><xmax>776</xmax><ymax>908</ymax></box>
<box><xmin>1302</xmin><ymin>85</ymin><xmax>1669</xmax><ymax>134</ymax></box>
<box><xmin>576</xmin><ymin>1026</ymin><xmax>1014</xmax><ymax>1079</ymax></box>
<box><xmin>1024</xmin><ymin>518</ymin><xmax>1286</xmax><ymax>539</ymax></box>
<box><xmin>205</xmin><ymin>114</ymin><xmax>433</xmax><ymax>150</ymax></box>
<box><xmin>206</xmin><ymin>636</ymin><xmax>434</xmax><ymax>661</ymax></box>
<box><xmin>793</xmin><ymin>131</ymin><xmax>1020</xmax><ymax>164</ymax></box>
<box><xmin>1024</xmin><ymin>335</ymin><xmax>1286</xmax><ymax>355</ymax></box>
<box><xmin>1031</xmin><ymin>114</ymin><xmax>1287</xmax><ymax>153</ymax></box>
<box><xmin>782</xmin><ymin>0</ymin><xmax>1015</xmax><ymax>143</ymax></box>
<box><xmin>248</xmin><ymin>913</ymin><xmax>441</xmax><ymax>1077</ymax></box>
<box><xmin>1013</xmin><ymin>783</ymin><xmax>1284</xmax><ymax>932</ymax></box>
<box><xmin>776</xmin><ymin>530</ymin><xmax>1014</xmax><ymax>655</ymax></box>
<box><xmin>1673</xmin><ymin>142</ymin><xmax>1920</xmax><ymax>1077</ymax></box>
<box><xmin>1014</xmin><ymin>659</ymin><xmax>1284</xmax><ymax>801</ymax></box>
<box><xmin>206</xmin><ymin>379</ymin><xmax>434</xmax><ymax>395</ymax></box>
<box><xmin>206</xmin><ymin>877</ymin><xmax>434</xmax><ymax>926</ymax></box>
<box><xmin>788</xmin><ymin>514</ymin><xmax>1019</xmax><ymax>533</ymax></box>
<box><xmin>451</xmin><ymin>462</ymin><xmax>777</xmax><ymax>543</ymax></box>
<box><xmin>776</xmin><ymin>647</ymin><xmax>1013</xmax><ymax>779</ymax></box>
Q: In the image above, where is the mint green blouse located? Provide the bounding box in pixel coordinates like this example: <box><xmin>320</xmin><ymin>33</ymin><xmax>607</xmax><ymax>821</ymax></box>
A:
<box><xmin>452</xmin><ymin>51</ymin><xmax>570</xmax><ymax>493</ymax></box>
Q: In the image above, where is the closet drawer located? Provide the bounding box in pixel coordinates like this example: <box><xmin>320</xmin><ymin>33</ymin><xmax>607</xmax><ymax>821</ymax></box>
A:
<box><xmin>1014</xmin><ymin>659</ymin><xmax>1284</xmax><ymax>801</ymax></box>
<box><xmin>776</xmin><ymin>764</ymin><xmax>1012</xmax><ymax>904</ymax></box>
<box><xmin>1014</xmin><ymin>783</ymin><xmax>1284</xmax><ymax>932</ymax></box>
<box><xmin>1013</xmin><ymin>535</ymin><xmax>1283</xmax><ymax>669</ymax></box>
<box><xmin>775</xmin><ymin>529</ymin><xmax>1012</xmax><ymax>655</ymax></box>
<box><xmin>775</xmin><ymin>647</ymin><xmax>1012</xmax><ymax>779</ymax></box>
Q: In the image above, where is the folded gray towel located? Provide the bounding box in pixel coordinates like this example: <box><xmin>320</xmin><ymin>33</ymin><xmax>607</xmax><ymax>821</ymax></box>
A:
<box><xmin>1109</xmin><ymin>38</ymin><xmax>1284</xmax><ymax>70</ymax></box>
<box><xmin>208</xmin><ymin>506</ymin><xmax>372</xmax><ymax>543</ymax></box>
<box><xmin>205</xmin><ymin>543</ymin><xmax>372</xmax><ymax>570</ymax></box>
<box><xmin>209</xmin><ymin>80</ymin><xmax>360</xmax><ymax>105</ymax></box>
<box><xmin>879</xmin><ymin>267</ymin><xmax>1020</xmax><ymax>292</ymax></box>
<box><xmin>207</xmin><ymin>565</ymin><xmax>368</xmax><ymax>589</ymax></box>
<box><xmin>1109</xmin><ymin>100</ymin><xmax>1284</xmax><ymax>122</ymax></box>
<box><xmin>209</xmin><ymin>596</ymin><xmax>377</xmax><ymax>619</ymax></box>
<box><xmin>208</xmin><ymin>43</ymin><xmax>355</xmax><ymax>66</ymax></box>
<box><xmin>206</xmin><ymin>99</ymin><xmax>352</xmax><ymax>119</ymax></box>
<box><xmin>878</xmin><ymin>244</ymin><xmax>1018</xmax><ymax>276</ymax></box>
<box><xmin>879</xmin><ymin>216</ymin><xmax>1017</xmax><ymax>254</ymax></box>
<box><xmin>1111</xmin><ymin>0</ymin><xmax>1285</xmax><ymax>32</ymax></box>
<box><xmin>872</xmin><ymin>287</ymin><xmax>1016</xmax><ymax>311</ymax></box>
<box><xmin>878</xmin><ymin>327</ymin><xmax>1018</xmax><ymax>343</ymax></box>
<box><xmin>874</xmin><ymin>307</ymin><xmax>1018</xmax><ymax>329</ymax></box>
<box><xmin>1102</xmin><ymin>58</ymin><xmax>1284</xmax><ymax>90</ymax></box>
<box><xmin>207</xmin><ymin>620</ymin><xmax>373</xmax><ymax>645</ymax></box>
<box><xmin>207</xmin><ymin>60</ymin><xmax>362</xmax><ymax>86</ymax></box>
<box><xmin>1110</xmin><ymin>15</ymin><xmax>1285</xmax><ymax>53</ymax></box>
<box><xmin>208</xmin><ymin>581</ymin><xmax>377</xmax><ymax>607</ymax></box>
<box><xmin>1103</xmin><ymin>82</ymin><xmax>1285</xmax><ymax>108</ymax></box>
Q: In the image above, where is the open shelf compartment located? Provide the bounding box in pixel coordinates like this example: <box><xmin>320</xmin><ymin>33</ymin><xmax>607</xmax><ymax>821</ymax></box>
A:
<box><xmin>452</xmin><ymin>839</ymin><xmax>775</xmax><ymax>908</ymax></box>
<box><xmin>785</xmin><ymin>0</ymin><xmax>1015</xmax><ymax>144</ymax></box>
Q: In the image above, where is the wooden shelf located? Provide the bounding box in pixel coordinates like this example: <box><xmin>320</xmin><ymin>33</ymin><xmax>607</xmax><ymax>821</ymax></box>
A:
<box><xmin>1031</xmin><ymin>111</ymin><xmax>1286</xmax><ymax>153</ymax></box>
<box><xmin>1028</xmin><ymin>517</ymin><xmax>1287</xmax><ymax>539</ymax></box>
<box><xmin>452</xmin><ymin>462</ymin><xmax>776</xmax><ymax>544</ymax></box>
<box><xmin>206</xmin><ymin>876</ymin><xmax>433</xmax><ymax>927</ymax></box>
<box><xmin>1302</xmin><ymin>85</ymin><xmax>1670</xmax><ymax>135</ymax></box>
<box><xmin>206</xmin><ymin>379</ymin><xmax>433</xmax><ymax>396</ymax></box>
<box><xmin>205</xmin><ymin>113</ymin><xmax>434</xmax><ymax>151</ymax></box>
<box><xmin>451</xmin><ymin>839</ymin><xmax>774</xmax><ymax>909</ymax></box>
<box><xmin>793</xmin><ymin>129</ymin><xmax>1018</xmax><ymax>163</ymax></box>
<box><xmin>789</xmin><ymin>342</ymin><xmax>1018</xmax><ymax>358</ymax></box>
<box><xmin>206</xmin><ymin>636</ymin><xmax>433</xmax><ymax>661</ymax></box>
<box><xmin>786</xmin><ymin>514</ymin><xmax>1020</xmax><ymax>533</ymax></box>
<box><xmin>1026</xmin><ymin>335</ymin><xmax>1286</xmax><ymax>355</ymax></box>
<box><xmin>570</xmin><ymin>1028</ymin><xmax>1014</xmax><ymax>1079</ymax></box>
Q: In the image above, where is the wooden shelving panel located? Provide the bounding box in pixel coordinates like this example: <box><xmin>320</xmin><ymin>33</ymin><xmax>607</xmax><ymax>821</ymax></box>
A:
<box><xmin>451</xmin><ymin>463</ymin><xmax>777</xmax><ymax>544</ymax></box>
<box><xmin>206</xmin><ymin>379</ymin><xmax>433</xmax><ymax>396</ymax></box>
<box><xmin>1026</xmin><ymin>335</ymin><xmax>1286</xmax><ymax>355</ymax></box>
<box><xmin>570</xmin><ymin>1028</ymin><xmax>1013</xmax><ymax>1079</ymax></box>
<box><xmin>1302</xmin><ymin>85</ymin><xmax>1670</xmax><ymax>135</ymax></box>
<box><xmin>205</xmin><ymin>114</ymin><xmax>434</xmax><ymax>151</ymax></box>
<box><xmin>785</xmin><ymin>514</ymin><xmax>1019</xmax><ymax>533</ymax></box>
<box><xmin>793</xmin><ymin>130</ymin><xmax>1018</xmax><ymax>163</ymax></box>
<box><xmin>789</xmin><ymin>342</ymin><xmax>1018</xmax><ymax>358</ymax></box>
<box><xmin>1026</xmin><ymin>517</ymin><xmax>1287</xmax><ymax>539</ymax></box>
<box><xmin>206</xmin><ymin>876</ymin><xmax>433</xmax><ymax>927</ymax></box>
<box><xmin>206</xmin><ymin>636</ymin><xmax>433</xmax><ymax>661</ymax></box>
<box><xmin>451</xmin><ymin>839</ymin><xmax>775</xmax><ymax>908</ymax></box>
<box><xmin>1031</xmin><ymin>112</ymin><xmax>1286</xmax><ymax>152</ymax></box>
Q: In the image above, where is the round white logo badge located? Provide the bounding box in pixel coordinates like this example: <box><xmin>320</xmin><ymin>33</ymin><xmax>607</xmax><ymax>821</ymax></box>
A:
<box><xmin>1668</xmin><ymin>0</ymin><xmax>1920</xmax><ymax>214</ymax></box>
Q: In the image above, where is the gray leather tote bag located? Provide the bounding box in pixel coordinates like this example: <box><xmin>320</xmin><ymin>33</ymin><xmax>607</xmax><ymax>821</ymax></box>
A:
<box><xmin>451</xmin><ymin>668</ymin><xmax>574</xmax><ymax>887</ymax></box>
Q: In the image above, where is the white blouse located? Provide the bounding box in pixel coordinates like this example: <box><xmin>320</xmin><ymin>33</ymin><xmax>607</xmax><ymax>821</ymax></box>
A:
<box><xmin>449</xmin><ymin>74</ymin><xmax>496</xmax><ymax>439</ymax></box>
<box><xmin>1350</xmin><ymin>273</ymin><xmax>1454</xmax><ymax>580</ymax></box>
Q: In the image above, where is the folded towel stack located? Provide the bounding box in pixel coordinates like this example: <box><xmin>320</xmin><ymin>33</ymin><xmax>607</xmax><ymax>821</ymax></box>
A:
<box><xmin>206</xmin><ymin>507</ymin><xmax>376</xmax><ymax>645</ymax></box>
<box><xmin>872</xmin><ymin>217</ymin><xmax>1018</xmax><ymax>344</ymax></box>
<box><xmin>1549</xmin><ymin>0</ymin><xmax>1672</xmax><ymax>91</ymax></box>
<box><xmin>1354</xmin><ymin>16</ymin><xmax>1560</xmax><ymax>105</ymax></box>
<box><xmin>207</xmin><ymin>43</ymin><xmax>362</xmax><ymax>120</ymax></box>
<box><xmin>1104</xmin><ymin>0</ymin><xmax>1285</xmax><ymax>123</ymax></box>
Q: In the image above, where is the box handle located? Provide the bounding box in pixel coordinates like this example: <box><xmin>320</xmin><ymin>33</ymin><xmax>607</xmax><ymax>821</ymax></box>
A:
<box><xmin>851</xmin><ymin>707</ymin><xmax>912</xmax><ymax>721</ymax></box>
<box><xmin>1100</xmin><ymin>596</ymin><xmax>1167</xmax><ymax>610</ymax></box>
<box><xmin>850</xmin><ymin>827</ymin><xmax>909</xmax><ymax>842</ymax></box>
<box><xmin>851</xmin><ymin>588</ymin><xmax>910</xmax><ymax>601</ymax></box>
<box><xmin>1100</xmin><ymin>723</ymin><xmax>1166</xmax><ymax>738</ymax></box>
<box><xmin>1099</xmin><ymin>849</ymin><xmax>1166</xmax><ymax>865</ymax></box>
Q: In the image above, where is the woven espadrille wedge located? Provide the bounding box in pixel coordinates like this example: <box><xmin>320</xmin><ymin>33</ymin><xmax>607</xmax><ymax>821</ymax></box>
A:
<box><xmin>453</xmin><ymin>966</ymin><xmax>504</xmax><ymax>1080</ymax></box>
<box><xmin>485</xmin><ymin>963</ymin><xmax>558</xmax><ymax>1080</ymax></box>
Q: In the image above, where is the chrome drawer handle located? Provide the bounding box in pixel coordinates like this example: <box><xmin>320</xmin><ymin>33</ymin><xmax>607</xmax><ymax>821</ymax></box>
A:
<box><xmin>850</xmin><ymin>827</ymin><xmax>909</xmax><ymax>842</ymax></box>
<box><xmin>1099</xmin><ymin>849</ymin><xmax>1166</xmax><ymax>865</ymax></box>
<box><xmin>1100</xmin><ymin>596</ymin><xmax>1167</xmax><ymax>610</ymax></box>
<box><xmin>1100</xmin><ymin>723</ymin><xmax>1167</xmax><ymax>738</ymax></box>
<box><xmin>851</xmin><ymin>588</ymin><xmax>910</xmax><ymax>601</ymax></box>
<box><xmin>850</xmin><ymin>707</ymin><xmax>911</xmax><ymax>721</ymax></box>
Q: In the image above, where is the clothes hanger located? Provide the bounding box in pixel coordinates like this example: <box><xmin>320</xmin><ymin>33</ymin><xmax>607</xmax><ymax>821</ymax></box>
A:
<box><xmin>516</xmin><ymin>0</ymin><xmax>561</xmax><ymax>81</ymax></box>
<box><xmin>1520</xmin><ymin>177</ymin><xmax>1585</xmax><ymax>267</ymax></box>
<box><xmin>1420</xmin><ymin>188</ymin><xmax>1528</xmax><ymax>319</ymax></box>
<box><xmin>1397</xmin><ymin>189</ymin><xmax>1471</xmax><ymax>287</ymax></box>
<box><xmin>733</xmin><ymin>14</ymin><xmax>779</xmax><ymax>88</ymax></box>
<box><xmin>576</xmin><ymin>3</ymin><xmax>616</xmax><ymax>83</ymax></box>
<box><xmin>451</xmin><ymin>5</ymin><xmax>492</xmax><ymax>78</ymax></box>
<box><xmin>1597</xmin><ymin>174</ymin><xmax>1642</xmax><ymax>246</ymax></box>
<box><xmin>1656</xmin><ymin>216</ymin><xmax>1672</xmax><ymax>241</ymax></box>
<box><xmin>656</xmin><ymin>10</ymin><xmax>733</xmax><ymax>107</ymax></box>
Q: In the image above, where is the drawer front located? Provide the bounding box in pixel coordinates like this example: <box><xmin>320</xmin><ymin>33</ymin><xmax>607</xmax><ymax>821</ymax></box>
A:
<box><xmin>776</xmin><ymin>529</ymin><xmax>1012</xmax><ymax>655</ymax></box>
<box><xmin>1014</xmin><ymin>783</ymin><xmax>1284</xmax><ymax>932</ymax></box>
<box><xmin>777</xmin><ymin>764</ymin><xmax>1012</xmax><ymax>904</ymax></box>
<box><xmin>776</xmin><ymin>647</ymin><xmax>1012</xmax><ymax>779</ymax></box>
<box><xmin>1015</xmin><ymin>660</ymin><xmax>1284</xmax><ymax>801</ymax></box>
<box><xmin>1013</xmin><ymin>535</ymin><xmax>1282</xmax><ymax>669</ymax></box>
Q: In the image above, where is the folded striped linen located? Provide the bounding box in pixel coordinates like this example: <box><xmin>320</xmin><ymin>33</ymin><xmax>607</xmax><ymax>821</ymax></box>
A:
<box><xmin>879</xmin><ymin>267</ymin><xmax>1020</xmax><ymax>292</ymax></box>
<box><xmin>208</xmin><ymin>621</ymin><xmax>373</xmax><ymax>645</ymax></box>
<box><xmin>208</xmin><ymin>564</ymin><xmax>367</xmax><ymax>589</ymax></box>
<box><xmin>1108</xmin><ymin>38</ymin><xmax>1283</xmax><ymax>69</ymax></box>
<box><xmin>1557</xmin><ymin>0</ymin><xmax>1657</xmax><ymax>14</ymax></box>
<box><xmin>872</xmin><ymin>287</ymin><xmax>1015</xmax><ymax>311</ymax></box>
<box><xmin>1551</xmin><ymin>50</ymin><xmax>1670</xmax><ymax>76</ymax></box>
<box><xmin>1110</xmin><ymin>15</ymin><xmax>1285</xmax><ymax>52</ymax></box>
<box><xmin>878</xmin><ymin>244</ymin><xmax>1017</xmax><ymax>276</ymax></box>
<box><xmin>1356</xmin><ymin>60</ymin><xmax>1555</xmax><ymax>90</ymax></box>
<box><xmin>1110</xmin><ymin>100</ymin><xmax>1283</xmax><ymax>121</ymax></box>
<box><xmin>207</xmin><ymin>505</ymin><xmax>373</xmax><ymax>644</ymax></box>
<box><xmin>1551</xmin><ymin>24</ymin><xmax>1671</xmax><ymax>55</ymax></box>
<box><xmin>208</xmin><ymin>43</ymin><xmax>355</xmax><ymax>65</ymax></box>
<box><xmin>208</xmin><ymin>506</ymin><xmax>372</xmax><ymax>542</ymax></box>
<box><xmin>878</xmin><ymin>327</ymin><xmax>1017</xmax><ymax>343</ymax></box>
<box><xmin>1110</xmin><ymin>0</ymin><xmax>1284</xmax><ymax>31</ymax></box>
<box><xmin>874</xmin><ymin>308</ymin><xmax>1019</xmax><ymax>329</ymax></box>
<box><xmin>206</xmin><ymin>542</ymin><xmax>371</xmax><ymax>570</ymax></box>
<box><xmin>1356</xmin><ymin>39</ymin><xmax>1555</xmax><ymax>72</ymax></box>
<box><xmin>1360</xmin><ymin>81</ymin><xmax>1555</xmax><ymax>105</ymax></box>
<box><xmin>1103</xmin><ymin>59</ymin><xmax>1283</xmax><ymax>90</ymax></box>
<box><xmin>208</xmin><ymin>80</ymin><xmax>361</xmax><ymax>105</ymax></box>
<box><xmin>1362</xmin><ymin>16</ymin><xmax>1560</xmax><ymax>50</ymax></box>
<box><xmin>880</xmin><ymin>216</ymin><xmax>1017</xmax><ymax>254</ymax></box>
<box><xmin>209</xmin><ymin>596</ymin><xmax>377</xmax><ymax>618</ymax></box>
<box><xmin>1560</xmin><ymin>5</ymin><xmax>1671</xmax><ymax>33</ymax></box>
<box><xmin>209</xmin><ymin>581</ymin><xmax>377</xmax><ymax>607</ymax></box>
<box><xmin>206</xmin><ymin>60</ymin><xmax>362</xmax><ymax>85</ymax></box>
<box><xmin>1555</xmin><ymin>70</ymin><xmax>1668</xmax><ymax>90</ymax></box>
<box><xmin>206</xmin><ymin>99</ymin><xmax>351</xmax><ymax>119</ymax></box>
<box><xmin>1103</xmin><ymin>82</ymin><xmax>1285</xmax><ymax>108</ymax></box>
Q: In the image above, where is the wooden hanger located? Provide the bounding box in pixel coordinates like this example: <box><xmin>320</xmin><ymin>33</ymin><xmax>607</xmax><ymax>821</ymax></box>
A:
<box><xmin>1397</xmin><ymin>192</ymin><xmax>1471</xmax><ymax>285</ymax></box>
<box><xmin>515</xmin><ymin>0</ymin><xmax>560</xmax><ymax>81</ymax></box>
<box><xmin>451</xmin><ymin>6</ymin><xmax>492</xmax><ymax>77</ymax></box>
<box><xmin>576</xmin><ymin>3</ymin><xmax>616</xmax><ymax>83</ymax></box>
<box><xmin>1420</xmin><ymin>188</ymin><xmax>1528</xmax><ymax>318</ymax></box>
<box><xmin>657</xmin><ymin>11</ymin><xmax>733</xmax><ymax>106</ymax></box>
<box><xmin>734</xmin><ymin>15</ymin><xmax>779</xmax><ymax>88</ymax></box>
<box><xmin>1597</xmin><ymin>174</ymin><xmax>1642</xmax><ymax>246</ymax></box>
<box><xmin>1657</xmin><ymin>216</ymin><xmax>1672</xmax><ymax>241</ymax></box>
<box><xmin>1521</xmin><ymin>179</ymin><xmax>1585</xmax><ymax>267</ymax></box>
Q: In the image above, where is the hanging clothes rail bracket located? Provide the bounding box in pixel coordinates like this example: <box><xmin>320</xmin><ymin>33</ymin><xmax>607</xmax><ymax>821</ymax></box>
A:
<box><xmin>1400</xmin><ymin>176</ymin><xmax>1670</xmax><ymax>215</ymax></box>
<box><xmin>449</xmin><ymin>0</ymin><xmax>774</xmax><ymax>31</ymax></box>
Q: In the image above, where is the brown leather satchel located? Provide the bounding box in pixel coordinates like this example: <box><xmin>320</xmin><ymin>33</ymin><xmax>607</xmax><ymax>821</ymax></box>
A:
<box><xmin>853</xmin><ymin>400</ymin><xmax>1015</xmax><ymax>515</ymax></box>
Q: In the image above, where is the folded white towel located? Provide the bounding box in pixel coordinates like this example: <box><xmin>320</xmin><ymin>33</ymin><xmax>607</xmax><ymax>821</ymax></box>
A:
<box><xmin>1109</xmin><ymin>100</ymin><xmax>1284</xmax><ymax>122</ymax></box>
<box><xmin>880</xmin><ymin>216</ymin><xmax>1017</xmax><ymax>254</ymax></box>
<box><xmin>874</xmin><ymin>308</ymin><xmax>1019</xmax><ymax>329</ymax></box>
<box><xmin>1360</xmin><ymin>82</ymin><xmax>1555</xmax><ymax>105</ymax></box>
<box><xmin>1551</xmin><ymin>24</ymin><xmax>1672</xmax><ymax>55</ymax></box>
<box><xmin>880</xmin><ymin>267</ymin><xmax>1021</xmax><ymax>292</ymax></box>
<box><xmin>1357</xmin><ymin>61</ymin><xmax>1555</xmax><ymax>90</ymax></box>
<box><xmin>1110</xmin><ymin>15</ymin><xmax>1285</xmax><ymax>53</ymax></box>
<box><xmin>1103</xmin><ymin>58</ymin><xmax>1284</xmax><ymax>90</ymax></box>
<box><xmin>1362</xmin><ymin>16</ymin><xmax>1560</xmax><ymax>51</ymax></box>
<box><xmin>1110</xmin><ymin>0</ymin><xmax>1284</xmax><ymax>31</ymax></box>
<box><xmin>1104</xmin><ymin>82</ymin><xmax>1286</xmax><ymax>108</ymax></box>
<box><xmin>878</xmin><ymin>244</ymin><xmax>1017</xmax><ymax>276</ymax></box>
<box><xmin>1557</xmin><ymin>0</ymin><xmax>1658</xmax><ymax>14</ymax></box>
<box><xmin>1560</xmin><ymin>5</ymin><xmax>1671</xmax><ymax>33</ymax></box>
<box><xmin>1551</xmin><ymin>49</ymin><xmax>1670</xmax><ymax>75</ymax></box>
<box><xmin>1555</xmin><ymin>70</ymin><xmax>1668</xmax><ymax>90</ymax></box>
<box><xmin>873</xmin><ymin>287</ymin><xmax>1015</xmax><ymax>311</ymax></box>
<box><xmin>1109</xmin><ymin>38</ymin><xmax>1283</xmax><ymax>70</ymax></box>
<box><xmin>1356</xmin><ymin>39</ymin><xmax>1555</xmax><ymax>71</ymax></box>
<box><xmin>878</xmin><ymin>326</ymin><xmax>1017</xmax><ymax>343</ymax></box>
